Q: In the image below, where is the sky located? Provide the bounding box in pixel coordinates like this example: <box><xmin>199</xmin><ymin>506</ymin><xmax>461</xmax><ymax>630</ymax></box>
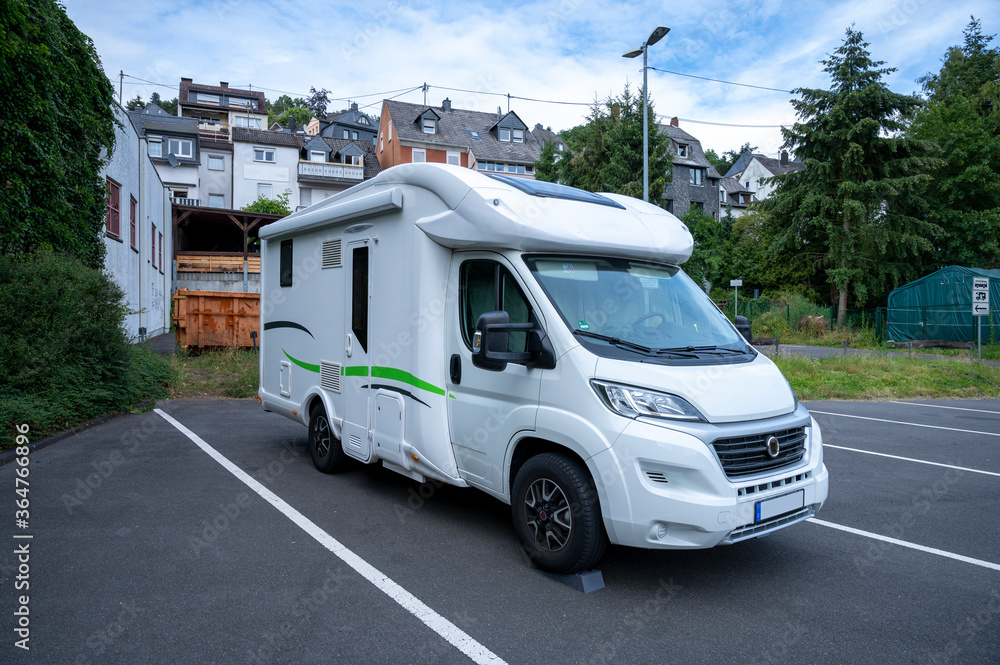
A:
<box><xmin>65</xmin><ymin>0</ymin><xmax>1000</xmax><ymax>160</ymax></box>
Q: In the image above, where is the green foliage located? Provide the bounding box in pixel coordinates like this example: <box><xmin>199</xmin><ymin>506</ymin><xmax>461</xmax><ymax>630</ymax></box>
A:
<box><xmin>268</xmin><ymin>94</ymin><xmax>310</xmax><ymax>126</ymax></box>
<box><xmin>764</xmin><ymin>27</ymin><xmax>939</xmax><ymax>324</ymax></box>
<box><xmin>681</xmin><ymin>208</ymin><xmax>729</xmax><ymax>288</ymax></box>
<box><xmin>274</xmin><ymin>107</ymin><xmax>313</xmax><ymax>128</ymax></box>
<box><xmin>0</xmin><ymin>251</ymin><xmax>174</xmax><ymax>436</ymax></box>
<box><xmin>908</xmin><ymin>17</ymin><xmax>1000</xmax><ymax>269</ymax></box>
<box><xmin>534</xmin><ymin>139</ymin><xmax>560</xmax><ymax>183</ymax></box>
<box><xmin>705</xmin><ymin>142</ymin><xmax>758</xmax><ymax>176</ymax></box>
<box><xmin>0</xmin><ymin>0</ymin><xmax>119</xmax><ymax>269</ymax></box>
<box><xmin>126</xmin><ymin>95</ymin><xmax>145</xmax><ymax>111</ymax></box>
<box><xmin>241</xmin><ymin>190</ymin><xmax>292</xmax><ymax>215</ymax></box>
<box><xmin>558</xmin><ymin>85</ymin><xmax>673</xmax><ymax>206</ymax></box>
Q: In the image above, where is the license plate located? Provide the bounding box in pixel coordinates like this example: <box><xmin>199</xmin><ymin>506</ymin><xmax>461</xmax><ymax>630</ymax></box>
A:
<box><xmin>755</xmin><ymin>490</ymin><xmax>805</xmax><ymax>522</ymax></box>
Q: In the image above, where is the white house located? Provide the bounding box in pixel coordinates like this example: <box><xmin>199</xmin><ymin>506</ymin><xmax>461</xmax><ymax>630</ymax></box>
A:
<box><xmin>725</xmin><ymin>151</ymin><xmax>804</xmax><ymax>202</ymax></box>
<box><xmin>101</xmin><ymin>104</ymin><xmax>172</xmax><ymax>340</ymax></box>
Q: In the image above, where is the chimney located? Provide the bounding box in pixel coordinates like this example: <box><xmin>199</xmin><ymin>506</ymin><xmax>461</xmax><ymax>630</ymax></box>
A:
<box><xmin>497</xmin><ymin>106</ymin><xmax>502</xmax><ymax>119</ymax></box>
<box><xmin>442</xmin><ymin>98</ymin><xmax>452</xmax><ymax>112</ymax></box>
<box><xmin>181</xmin><ymin>77</ymin><xmax>193</xmax><ymax>83</ymax></box>
<box><xmin>670</xmin><ymin>117</ymin><xmax>679</xmax><ymax>127</ymax></box>
<box><xmin>535</xmin><ymin>123</ymin><xmax>543</xmax><ymax>130</ymax></box>
<box><xmin>351</xmin><ymin>102</ymin><xmax>358</xmax><ymax>111</ymax></box>
<box><xmin>780</xmin><ymin>150</ymin><xmax>789</xmax><ymax>166</ymax></box>
<box><xmin>220</xmin><ymin>81</ymin><xmax>229</xmax><ymax>88</ymax></box>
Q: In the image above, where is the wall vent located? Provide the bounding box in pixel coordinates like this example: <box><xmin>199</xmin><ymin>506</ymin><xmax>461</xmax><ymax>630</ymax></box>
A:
<box><xmin>320</xmin><ymin>361</ymin><xmax>341</xmax><ymax>393</ymax></box>
<box><xmin>322</xmin><ymin>239</ymin><xmax>342</xmax><ymax>268</ymax></box>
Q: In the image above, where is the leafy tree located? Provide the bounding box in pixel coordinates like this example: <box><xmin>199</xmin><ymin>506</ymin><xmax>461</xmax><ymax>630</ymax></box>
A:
<box><xmin>559</xmin><ymin>84</ymin><xmax>672</xmax><ymax>206</ymax></box>
<box><xmin>908</xmin><ymin>17</ymin><xmax>1000</xmax><ymax>269</ymax></box>
<box><xmin>0</xmin><ymin>0</ymin><xmax>118</xmax><ymax>269</ymax></box>
<box><xmin>308</xmin><ymin>86</ymin><xmax>331</xmax><ymax>119</ymax></box>
<box><xmin>534</xmin><ymin>139</ymin><xmax>560</xmax><ymax>183</ymax></box>
<box><xmin>241</xmin><ymin>190</ymin><xmax>292</xmax><ymax>216</ymax></box>
<box><xmin>126</xmin><ymin>94</ymin><xmax>145</xmax><ymax>111</ymax></box>
<box><xmin>146</xmin><ymin>91</ymin><xmax>178</xmax><ymax>115</ymax></box>
<box><xmin>268</xmin><ymin>94</ymin><xmax>309</xmax><ymax>125</ymax></box>
<box><xmin>274</xmin><ymin>107</ymin><xmax>312</xmax><ymax>128</ymax></box>
<box><xmin>681</xmin><ymin>208</ymin><xmax>731</xmax><ymax>289</ymax></box>
<box><xmin>763</xmin><ymin>27</ymin><xmax>939</xmax><ymax>324</ymax></box>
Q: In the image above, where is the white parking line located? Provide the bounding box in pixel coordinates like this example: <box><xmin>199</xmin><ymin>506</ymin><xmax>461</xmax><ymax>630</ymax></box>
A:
<box><xmin>888</xmin><ymin>401</ymin><xmax>1000</xmax><ymax>415</ymax></box>
<box><xmin>808</xmin><ymin>518</ymin><xmax>1000</xmax><ymax>572</ymax></box>
<box><xmin>155</xmin><ymin>409</ymin><xmax>507</xmax><ymax>665</ymax></box>
<box><xmin>810</xmin><ymin>410</ymin><xmax>1000</xmax><ymax>438</ymax></box>
<box><xmin>823</xmin><ymin>444</ymin><xmax>1000</xmax><ymax>478</ymax></box>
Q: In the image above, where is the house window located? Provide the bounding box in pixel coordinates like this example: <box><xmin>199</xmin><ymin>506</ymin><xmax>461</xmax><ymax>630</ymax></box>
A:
<box><xmin>388</xmin><ymin>120</ymin><xmax>392</xmax><ymax>140</ymax></box>
<box><xmin>352</xmin><ymin>131</ymin><xmax>358</xmax><ymax>140</ymax></box>
<box><xmin>347</xmin><ymin>155</ymin><xmax>361</xmax><ymax>165</ymax></box>
<box><xmin>280</xmin><ymin>239</ymin><xmax>293</xmax><ymax>287</ymax></box>
<box><xmin>168</xmin><ymin>138</ymin><xmax>193</xmax><ymax>158</ymax></box>
<box><xmin>359</xmin><ymin>116</ymin><xmax>369</xmax><ymax>125</ymax></box>
<box><xmin>689</xmin><ymin>168</ymin><xmax>703</xmax><ymax>186</ymax></box>
<box><xmin>421</xmin><ymin>117</ymin><xmax>436</xmax><ymax>134</ymax></box>
<box><xmin>499</xmin><ymin>128</ymin><xmax>511</xmax><ymax>142</ymax></box>
<box><xmin>412</xmin><ymin>148</ymin><xmax>426</xmax><ymax>163</ymax></box>
<box><xmin>379</xmin><ymin>134</ymin><xmax>383</xmax><ymax>152</ymax></box>
<box><xmin>525</xmin><ymin>164</ymin><xmax>534</xmax><ymax>174</ymax></box>
<box><xmin>230</xmin><ymin>97</ymin><xmax>256</xmax><ymax>109</ymax></box>
<box><xmin>692</xmin><ymin>201</ymin><xmax>704</xmax><ymax>212</ymax></box>
<box><xmin>744</xmin><ymin>181</ymin><xmax>750</xmax><ymax>190</ymax></box>
<box><xmin>507</xmin><ymin>164</ymin><xmax>517</xmax><ymax>173</ymax></box>
<box><xmin>678</xmin><ymin>144</ymin><xmax>688</xmax><ymax>157</ymax></box>
<box><xmin>172</xmin><ymin>189</ymin><xmax>188</xmax><ymax>199</ymax></box>
<box><xmin>310</xmin><ymin>150</ymin><xmax>325</xmax><ymax>162</ymax></box>
<box><xmin>447</xmin><ymin>151</ymin><xmax>460</xmax><ymax>166</ymax></box>
<box><xmin>129</xmin><ymin>196</ymin><xmax>137</xmax><ymax>249</ymax></box>
<box><xmin>158</xmin><ymin>231</ymin><xmax>163</xmax><ymax>273</ymax></box>
<box><xmin>719</xmin><ymin>189</ymin><xmax>726</xmax><ymax>203</ymax></box>
<box><xmin>254</xmin><ymin>147</ymin><xmax>275</xmax><ymax>162</ymax></box>
<box><xmin>208</xmin><ymin>154</ymin><xmax>224</xmax><ymax>170</ymax></box>
<box><xmin>106</xmin><ymin>178</ymin><xmax>120</xmax><ymax>237</ymax></box>
<box><xmin>258</xmin><ymin>183</ymin><xmax>272</xmax><ymax>198</ymax></box>
<box><xmin>512</xmin><ymin>129</ymin><xmax>524</xmax><ymax>143</ymax></box>
<box><xmin>148</xmin><ymin>138</ymin><xmax>162</xmax><ymax>157</ymax></box>
<box><xmin>209</xmin><ymin>194</ymin><xmax>224</xmax><ymax>208</ymax></box>
<box><xmin>151</xmin><ymin>223</ymin><xmax>157</xmax><ymax>268</ymax></box>
<box><xmin>196</xmin><ymin>93</ymin><xmax>220</xmax><ymax>105</ymax></box>
<box><xmin>234</xmin><ymin>116</ymin><xmax>261</xmax><ymax>129</ymax></box>
<box><xmin>343</xmin><ymin>130</ymin><xmax>349</xmax><ymax>139</ymax></box>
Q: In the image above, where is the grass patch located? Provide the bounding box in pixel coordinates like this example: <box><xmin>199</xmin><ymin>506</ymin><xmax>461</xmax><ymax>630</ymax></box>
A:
<box><xmin>168</xmin><ymin>348</ymin><xmax>259</xmax><ymax>399</ymax></box>
<box><xmin>773</xmin><ymin>353</ymin><xmax>1000</xmax><ymax>401</ymax></box>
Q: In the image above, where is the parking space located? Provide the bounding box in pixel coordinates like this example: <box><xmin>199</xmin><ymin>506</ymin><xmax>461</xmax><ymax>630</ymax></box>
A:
<box><xmin>3</xmin><ymin>397</ymin><xmax>998</xmax><ymax>664</ymax></box>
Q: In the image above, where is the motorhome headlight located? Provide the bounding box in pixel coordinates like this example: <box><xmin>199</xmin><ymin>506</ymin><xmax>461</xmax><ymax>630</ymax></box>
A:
<box><xmin>591</xmin><ymin>380</ymin><xmax>705</xmax><ymax>422</ymax></box>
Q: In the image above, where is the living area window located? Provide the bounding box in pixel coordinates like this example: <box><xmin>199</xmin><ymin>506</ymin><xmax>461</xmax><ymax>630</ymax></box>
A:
<box><xmin>148</xmin><ymin>138</ymin><xmax>162</xmax><ymax>157</ymax></box>
<box><xmin>678</xmin><ymin>144</ymin><xmax>688</xmax><ymax>157</ymax></box>
<box><xmin>421</xmin><ymin>117</ymin><xmax>437</xmax><ymax>134</ymax></box>
<box><xmin>168</xmin><ymin>138</ymin><xmax>193</xmax><ymax>159</ymax></box>
<box><xmin>129</xmin><ymin>195</ymin><xmax>137</xmax><ymax>248</ymax></box>
<box><xmin>412</xmin><ymin>148</ymin><xmax>426</xmax><ymax>163</ymax></box>
<box><xmin>499</xmin><ymin>128</ymin><xmax>511</xmax><ymax>142</ymax></box>
<box><xmin>196</xmin><ymin>93</ymin><xmax>220</xmax><ymax>105</ymax></box>
<box><xmin>512</xmin><ymin>129</ymin><xmax>524</xmax><ymax>143</ymax></box>
<box><xmin>254</xmin><ymin>147</ymin><xmax>275</xmax><ymax>162</ymax></box>
<box><xmin>310</xmin><ymin>150</ymin><xmax>326</xmax><ymax>162</ymax></box>
<box><xmin>209</xmin><ymin>194</ymin><xmax>224</xmax><ymax>208</ymax></box>
<box><xmin>258</xmin><ymin>183</ymin><xmax>272</xmax><ymax>198</ymax></box>
<box><xmin>447</xmin><ymin>151</ymin><xmax>460</xmax><ymax>166</ymax></box>
<box><xmin>208</xmin><ymin>154</ymin><xmax>225</xmax><ymax>170</ymax></box>
<box><xmin>234</xmin><ymin>116</ymin><xmax>261</xmax><ymax>129</ymax></box>
<box><xmin>689</xmin><ymin>168</ymin><xmax>704</xmax><ymax>186</ymax></box>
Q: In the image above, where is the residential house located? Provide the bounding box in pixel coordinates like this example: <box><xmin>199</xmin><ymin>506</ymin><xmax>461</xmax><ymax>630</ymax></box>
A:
<box><xmin>198</xmin><ymin>138</ymin><xmax>233</xmax><ymax>209</ymax></box>
<box><xmin>232</xmin><ymin>128</ymin><xmax>302</xmax><ymax>209</ymax></box>
<box><xmin>660</xmin><ymin>118</ymin><xmax>722</xmax><ymax>220</ymax></box>
<box><xmin>102</xmin><ymin>104</ymin><xmax>172</xmax><ymax>340</ymax></box>
<box><xmin>718</xmin><ymin>176</ymin><xmax>755</xmax><ymax>219</ymax></box>
<box><xmin>128</xmin><ymin>103</ymin><xmax>201</xmax><ymax>204</ymax></box>
<box><xmin>725</xmin><ymin>151</ymin><xmax>804</xmax><ymax>201</ymax></box>
<box><xmin>529</xmin><ymin>123</ymin><xmax>567</xmax><ymax>154</ymax></box>
<box><xmin>306</xmin><ymin>102</ymin><xmax>378</xmax><ymax>145</ymax></box>
<box><xmin>178</xmin><ymin>78</ymin><xmax>268</xmax><ymax>140</ymax></box>
<box><xmin>377</xmin><ymin>98</ymin><xmax>542</xmax><ymax>177</ymax></box>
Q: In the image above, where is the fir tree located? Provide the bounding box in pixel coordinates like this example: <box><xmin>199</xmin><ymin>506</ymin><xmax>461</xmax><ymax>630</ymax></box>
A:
<box><xmin>534</xmin><ymin>139</ymin><xmax>560</xmax><ymax>183</ymax></box>
<box><xmin>764</xmin><ymin>27</ymin><xmax>939</xmax><ymax>323</ymax></box>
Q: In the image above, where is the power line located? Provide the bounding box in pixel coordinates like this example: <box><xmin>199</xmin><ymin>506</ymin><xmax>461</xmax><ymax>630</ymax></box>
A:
<box><xmin>657</xmin><ymin>114</ymin><xmax>791</xmax><ymax>129</ymax></box>
<box><xmin>647</xmin><ymin>67</ymin><xmax>794</xmax><ymax>94</ymax></box>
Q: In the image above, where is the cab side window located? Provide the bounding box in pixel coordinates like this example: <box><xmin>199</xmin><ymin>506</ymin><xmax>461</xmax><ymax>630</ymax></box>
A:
<box><xmin>460</xmin><ymin>260</ymin><xmax>533</xmax><ymax>352</ymax></box>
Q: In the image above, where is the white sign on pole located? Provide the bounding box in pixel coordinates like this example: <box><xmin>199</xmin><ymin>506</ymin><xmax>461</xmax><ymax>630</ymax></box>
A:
<box><xmin>730</xmin><ymin>280</ymin><xmax>743</xmax><ymax>287</ymax></box>
<box><xmin>972</xmin><ymin>277</ymin><xmax>989</xmax><ymax>317</ymax></box>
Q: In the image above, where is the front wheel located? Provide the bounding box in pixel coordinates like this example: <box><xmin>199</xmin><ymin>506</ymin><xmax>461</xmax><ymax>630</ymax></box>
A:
<box><xmin>308</xmin><ymin>403</ymin><xmax>349</xmax><ymax>473</ymax></box>
<box><xmin>511</xmin><ymin>452</ymin><xmax>608</xmax><ymax>573</ymax></box>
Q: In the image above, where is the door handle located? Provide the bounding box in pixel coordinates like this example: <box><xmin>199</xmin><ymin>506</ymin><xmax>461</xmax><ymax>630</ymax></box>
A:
<box><xmin>346</xmin><ymin>333</ymin><xmax>353</xmax><ymax>358</ymax></box>
<box><xmin>450</xmin><ymin>354</ymin><xmax>461</xmax><ymax>385</ymax></box>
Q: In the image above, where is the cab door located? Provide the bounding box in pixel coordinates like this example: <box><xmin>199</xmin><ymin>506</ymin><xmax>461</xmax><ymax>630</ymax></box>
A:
<box><xmin>342</xmin><ymin>240</ymin><xmax>373</xmax><ymax>462</ymax></box>
<box><xmin>446</xmin><ymin>254</ymin><xmax>544</xmax><ymax>494</ymax></box>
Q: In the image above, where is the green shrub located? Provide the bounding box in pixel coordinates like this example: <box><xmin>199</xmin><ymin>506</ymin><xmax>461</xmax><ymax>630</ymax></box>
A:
<box><xmin>0</xmin><ymin>251</ymin><xmax>175</xmax><ymax>437</ymax></box>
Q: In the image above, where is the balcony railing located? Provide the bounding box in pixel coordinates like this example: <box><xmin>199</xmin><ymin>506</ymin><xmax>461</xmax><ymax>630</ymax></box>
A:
<box><xmin>297</xmin><ymin>161</ymin><xmax>364</xmax><ymax>182</ymax></box>
<box><xmin>171</xmin><ymin>197</ymin><xmax>200</xmax><ymax>207</ymax></box>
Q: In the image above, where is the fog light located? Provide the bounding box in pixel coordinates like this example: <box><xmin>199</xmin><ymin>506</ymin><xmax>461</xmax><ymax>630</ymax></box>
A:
<box><xmin>656</xmin><ymin>523</ymin><xmax>668</xmax><ymax>539</ymax></box>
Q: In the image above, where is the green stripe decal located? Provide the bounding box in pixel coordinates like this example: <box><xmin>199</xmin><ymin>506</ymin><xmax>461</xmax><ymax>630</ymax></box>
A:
<box><xmin>282</xmin><ymin>349</ymin><xmax>320</xmax><ymax>373</ymax></box>
<box><xmin>342</xmin><ymin>365</ymin><xmax>447</xmax><ymax>397</ymax></box>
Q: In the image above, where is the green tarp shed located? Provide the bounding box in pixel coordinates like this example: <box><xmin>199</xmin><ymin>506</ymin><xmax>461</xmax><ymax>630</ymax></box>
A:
<box><xmin>886</xmin><ymin>266</ymin><xmax>1000</xmax><ymax>342</ymax></box>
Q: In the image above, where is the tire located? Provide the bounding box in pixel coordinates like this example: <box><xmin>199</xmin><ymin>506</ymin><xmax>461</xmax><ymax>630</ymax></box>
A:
<box><xmin>308</xmin><ymin>403</ymin><xmax>349</xmax><ymax>474</ymax></box>
<box><xmin>511</xmin><ymin>452</ymin><xmax>608</xmax><ymax>573</ymax></box>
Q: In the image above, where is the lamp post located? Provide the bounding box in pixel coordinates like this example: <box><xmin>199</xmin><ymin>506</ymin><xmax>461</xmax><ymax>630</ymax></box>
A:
<box><xmin>623</xmin><ymin>26</ymin><xmax>669</xmax><ymax>203</ymax></box>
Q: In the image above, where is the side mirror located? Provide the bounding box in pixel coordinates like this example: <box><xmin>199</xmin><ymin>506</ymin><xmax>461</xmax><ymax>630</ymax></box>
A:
<box><xmin>472</xmin><ymin>311</ymin><xmax>556</xmax><ymax>372</ymax></box>
<box><xmin>734</xmin><ymin>315</ymin><xmax>752</xmax><ymax>342</ymax></box>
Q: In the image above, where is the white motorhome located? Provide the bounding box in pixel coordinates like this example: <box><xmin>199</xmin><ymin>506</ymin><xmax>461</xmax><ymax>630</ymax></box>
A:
<box><xmin>258</xmin><ymin>163</ymin><xmax>828</xmax><ymax>573</ymax></box>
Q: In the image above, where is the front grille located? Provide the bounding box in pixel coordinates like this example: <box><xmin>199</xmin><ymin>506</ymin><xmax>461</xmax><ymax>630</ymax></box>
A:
<box><xmin>724</xmin><ymin>507</ymin><xmax>814</xmax><ymax>543</ymax></box>
<box><xmin>711</xmin><ymin>426</ymin><xmax>806</xmax><ymax>479</ymax></box>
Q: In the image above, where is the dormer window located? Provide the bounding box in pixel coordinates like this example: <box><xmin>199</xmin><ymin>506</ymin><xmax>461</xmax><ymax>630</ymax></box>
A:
<box><xmin>309</xmin><ymin>150</ymin><xmax>325</xmax><ymax>163</ymax></box>
<box><xmin>512</xmin><ymin>129</ymin><xmax>524</xmax><ymax>143</ymax></box>
<box><xmin>678</xmin><ymin>144</ymin><xmax>688</xmax><ymax>157</ymax></box>
<box><xmin>422</xmin><ymin>117</ymin><xmax>437</xmax><ymax>134</ymax></box>
<box><xmin>499</xmin><ymin>128</ymin><xmax>510</xmax><ymax>142</ymax></box>
<box><xmin>359</xmin><ymin>117</ymin><xmax>368</xmax><ymax>125</ymax></box>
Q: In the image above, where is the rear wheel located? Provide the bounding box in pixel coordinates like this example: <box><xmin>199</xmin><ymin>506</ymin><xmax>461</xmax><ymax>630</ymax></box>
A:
<box><xmin>308</xmin><ymin>403</ymin><xmax>348</xmax><ymax>473</ymax></box>
<box><xmin>511</xmin><ymin>452</ymin><xmax>608</xmax><ymax>573</ymax></box>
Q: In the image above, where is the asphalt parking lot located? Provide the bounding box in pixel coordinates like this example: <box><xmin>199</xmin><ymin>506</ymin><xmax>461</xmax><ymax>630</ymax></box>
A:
<box><xmin>3</xmin><ymin>397</ymin><xmax>998</xmax><ymax>664</ymax></box>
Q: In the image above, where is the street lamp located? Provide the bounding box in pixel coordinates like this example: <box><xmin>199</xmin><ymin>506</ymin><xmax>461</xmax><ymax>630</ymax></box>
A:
<box><xmin>623</xmin><ymin>26</ymin><xmax>669</xmax><ymax>202</ymax></box>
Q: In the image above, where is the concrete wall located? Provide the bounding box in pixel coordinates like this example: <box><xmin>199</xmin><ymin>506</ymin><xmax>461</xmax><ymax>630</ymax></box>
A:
<box><xmin>232</xmin><ymin>142</ymin><xmax>297</xmax><ymax>210</ymax></box>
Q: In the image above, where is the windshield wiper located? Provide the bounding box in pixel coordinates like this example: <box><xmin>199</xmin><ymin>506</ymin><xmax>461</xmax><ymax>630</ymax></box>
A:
<box><xmin>573</xmin><ymin>330</ymin><xmax>655</xmax><ymax>354</ymax></box>
<box><xmin>655</xmin><ymin>345</ymin><xmax>746</xmax><ymax>356</ymax></box>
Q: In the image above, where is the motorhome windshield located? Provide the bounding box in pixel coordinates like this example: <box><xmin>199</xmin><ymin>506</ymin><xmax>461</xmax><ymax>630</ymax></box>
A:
<box><xmin>525</xmin><ymin>256</ymin><xmax>753</xmax><ymax>363</ymax></box>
